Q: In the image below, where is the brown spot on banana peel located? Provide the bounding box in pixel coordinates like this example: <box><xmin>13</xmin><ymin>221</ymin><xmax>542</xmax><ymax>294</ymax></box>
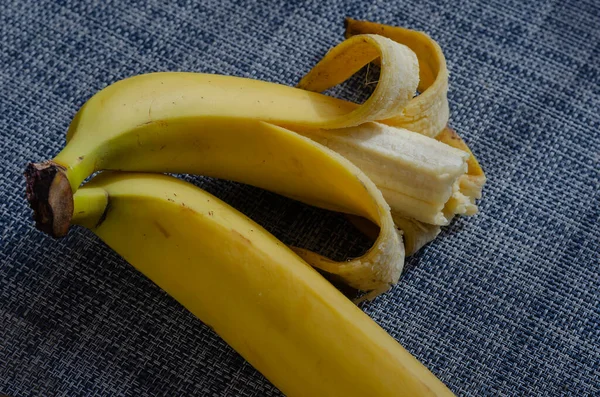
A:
<box><xmin>180</xmin><ymin>203</ymin><xmax>199</xmax><ymax>216</ymax></box>
<box><xmin>154</xmin><ymin>221</ymin><xmax>171</xmax><ymax>239</ymax></box>
<box><xmin>24</xmin><ymin>161</ymin><xmax>74</xmax><ymax>238</ymax></box>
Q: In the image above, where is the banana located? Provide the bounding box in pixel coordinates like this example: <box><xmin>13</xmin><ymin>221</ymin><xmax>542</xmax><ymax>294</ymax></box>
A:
<box><xmin>70</xmin><ymin>171</ymin><xmax>454</xmax><ymax>397</ymax></box>
<box><xmin>20</xmin><ymin>20</ymin><xmax>485</xmax><ymax>396</ymax></box>
<box><xmin>25</xmin><ymin>25</ymin><xmax>485</xmax><ymax>292</ymax></box>
<box><xmin>26</xmin><ymin>118</ymin><xmax>404</xmax><ymax>294</ymax></box>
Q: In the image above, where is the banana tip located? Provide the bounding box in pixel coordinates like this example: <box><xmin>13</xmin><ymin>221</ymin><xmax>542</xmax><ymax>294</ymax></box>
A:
<box><xmin>24</xmin><ymin>161</ymin><xmax>73</xmax><ymax>238</ymax></box>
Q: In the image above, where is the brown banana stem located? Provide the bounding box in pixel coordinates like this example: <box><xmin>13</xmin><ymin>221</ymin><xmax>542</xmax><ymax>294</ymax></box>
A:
<box><xmin>24</xmin><ymin>161</ymin><xmax>73</xmax><ymax>238</ymax></box>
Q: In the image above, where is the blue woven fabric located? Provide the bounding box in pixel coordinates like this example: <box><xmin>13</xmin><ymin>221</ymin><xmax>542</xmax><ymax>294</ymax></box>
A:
<box><xmin>1</xmin><ymin>0</ymin><xmax>599</xmax><ymax>395</ymax></box>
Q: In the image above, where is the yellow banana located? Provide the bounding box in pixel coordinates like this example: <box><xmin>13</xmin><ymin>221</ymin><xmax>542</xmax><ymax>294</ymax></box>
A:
<box><xmin>20</xmin><ymin>20</ymin><xmax>487</xmax><ymax>397</ymax></box>
<box><xmin>25</xmin><ymin>24</ymin><xmax>485</xmax><ymax>291</ymax></box>
<box><xmin>26</xmin><ymin>118</ymin><xmax>404</xmax><ymax>294</ymax></box>
<box><xmin>70</xmin><ymin>171</ymin><xmax>454</xmax><ymax>397</ymax></box>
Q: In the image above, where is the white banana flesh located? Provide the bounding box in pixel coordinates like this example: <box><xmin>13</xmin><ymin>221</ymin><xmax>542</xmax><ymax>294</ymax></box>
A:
<box><xmin>302</xmin><ymin>122</ymin><xmax>470</xmax><ymax>225</ymax></box>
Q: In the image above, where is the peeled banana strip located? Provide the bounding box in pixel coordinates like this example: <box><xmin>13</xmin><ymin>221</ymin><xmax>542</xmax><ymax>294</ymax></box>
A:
<box><xmin>70</xmin><ymin>172</ymin><xmax>454</xmax><ymax>397</ymax></box>
<box><xmin>296</xmin><ymin>34</ymin><xmax>419</xmax><ymax>128</ymax></box>
<box><xmin>343</xmin><ymin>17</ymin><xmax>450</xmax><ymax>139</ymax></box>
<box><xmin>26</xmin><ymin>118</ymin><xmax>403</xmax><ymax>293</ymax></box>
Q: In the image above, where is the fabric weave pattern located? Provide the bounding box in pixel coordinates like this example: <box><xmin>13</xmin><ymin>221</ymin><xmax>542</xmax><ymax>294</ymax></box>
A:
<box><xmin>1</xmin><ymin>0</ymin><xmax>599</xmax><ymax>396</ymax></box>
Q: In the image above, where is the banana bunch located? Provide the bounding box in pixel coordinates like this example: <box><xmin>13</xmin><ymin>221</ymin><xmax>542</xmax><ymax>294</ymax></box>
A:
<box><xmin>24</xmin><ymin>19</ymin><xmax>485</xmax><ymax>396</ymax></box>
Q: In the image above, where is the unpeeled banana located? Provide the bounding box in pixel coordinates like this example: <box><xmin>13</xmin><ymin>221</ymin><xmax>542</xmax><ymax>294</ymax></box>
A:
<box><xmin>70</xmin><ymin>172</ymin><xmax>454</xmax><ymax>396</ymax></box>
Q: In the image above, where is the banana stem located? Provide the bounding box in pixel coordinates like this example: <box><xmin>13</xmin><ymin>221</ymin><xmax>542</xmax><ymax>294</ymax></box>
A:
<box><xmin>24</xmin><ymin>161</ymin><xmax>74</xmax><ymax>237</ymax></box>
<box><xmin>24</xmin><ymin>138</ymin><xmax>101</xmax><ymax>237</ymax></box>
<box><xmin>71</xmin><ymin>187</ymin><xmax>110</xmax><ymax>229</ymax></box>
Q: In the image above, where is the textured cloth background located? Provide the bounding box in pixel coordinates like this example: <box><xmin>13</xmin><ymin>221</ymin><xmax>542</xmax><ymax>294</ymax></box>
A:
<box><xmin>1</xmin><ymin>0</ymin><xmax>599</xmax><ymax>395</ymax></box>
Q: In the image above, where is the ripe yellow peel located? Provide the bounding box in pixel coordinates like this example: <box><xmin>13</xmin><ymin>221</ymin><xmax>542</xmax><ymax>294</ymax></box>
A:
<box><xmin>343</xmin><ymin>18</ymin><xmax>450</xmax><ymax>138</ymax></box>
<box><xmin>71</xmin><ymin>172</ymin><xmax>454</xmax><ymax>397</ymax></box>
<box><xmin>297</xmin><ymin>34</ymin><xmax>419</xmax><ymax>128</ymax></box>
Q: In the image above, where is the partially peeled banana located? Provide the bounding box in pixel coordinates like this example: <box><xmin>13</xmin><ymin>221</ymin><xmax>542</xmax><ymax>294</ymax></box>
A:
<box><xmin>24</xmin><ymin>19</ymin><xmax>486</xmax><ymax>396</ymax></box>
